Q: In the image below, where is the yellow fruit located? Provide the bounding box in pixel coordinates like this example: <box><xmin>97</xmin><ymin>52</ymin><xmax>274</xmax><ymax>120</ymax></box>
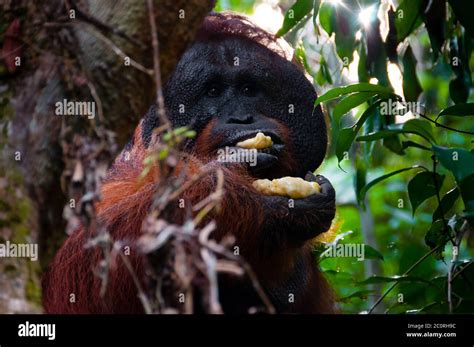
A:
<box><xmin>236</xmin><ymin>132</ymin><xmax>273</xmax><ymax>149</ymax></box>
<box><xmin>252</xmin><ymin>177</ymin><xmax>320</xmax><ymax>199</ymax></box>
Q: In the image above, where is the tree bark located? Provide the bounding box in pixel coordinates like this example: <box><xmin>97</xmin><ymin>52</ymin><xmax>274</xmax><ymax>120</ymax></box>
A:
<box><xmin>0</xmin><ymin>0</ymin><xmax>214</xmax><ymax>313</ymax></box>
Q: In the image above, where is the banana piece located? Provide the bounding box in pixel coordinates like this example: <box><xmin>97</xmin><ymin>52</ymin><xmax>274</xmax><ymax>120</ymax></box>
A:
<box><xmin>236</xmin><ymin>132</ymin><xmax>273</xmax><ymax>149</ymax></box>
<box><xmin>252</xmin><ymin>177</ymin><xmax>321</xmax><ymax>199</ymax></box>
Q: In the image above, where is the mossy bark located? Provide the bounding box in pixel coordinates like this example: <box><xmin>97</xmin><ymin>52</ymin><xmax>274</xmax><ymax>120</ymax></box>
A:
<box><xmin>0</xmin><ymin>0</ymin><xmax>214</xmax><ymax>313</ymax></box>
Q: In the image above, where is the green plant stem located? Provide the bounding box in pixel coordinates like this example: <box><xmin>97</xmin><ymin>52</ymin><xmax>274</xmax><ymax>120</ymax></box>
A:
<box><xmin>418</xmin><ymin>114</ymin><xmax>474</xmax><ymax>135</ymax></box>
<box><xmin>368</xmin><ymin>244</ymin><xmax>442</xmax><ymax>314</ymax></box>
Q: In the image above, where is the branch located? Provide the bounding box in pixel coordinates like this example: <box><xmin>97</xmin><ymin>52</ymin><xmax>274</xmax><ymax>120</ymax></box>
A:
<box><xmin>368</xmin><ymin>245</ymin><xmax>442</xmax><ymax>314</ymax></box>
<box><xmin>147</xmin><ymin>0</ymin><xmax>171</xmax><ymax>129</ymax></box>
<box><xmin>418</xmin><ymin>113</ymin><xmax>474</xmax><ymax>135</ymax></box>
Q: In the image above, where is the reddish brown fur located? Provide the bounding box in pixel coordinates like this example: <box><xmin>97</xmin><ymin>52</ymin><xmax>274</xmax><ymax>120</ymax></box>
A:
<box><xmin>42</xmin><ymin>13</ymin><xmax>335</xmax><ymax>314</ymax></box>
<box><xmin>43</xmin><ymin>119</ymin><xmax>334</xmax><ymax>313</ymax></box>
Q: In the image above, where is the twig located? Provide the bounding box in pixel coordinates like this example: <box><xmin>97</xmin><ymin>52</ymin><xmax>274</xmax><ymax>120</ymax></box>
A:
<box><xmin>87</xmin><ymin>81</ymin><xmax>105</xmax><ymax>124</ymax></box>
<box><xmin>368</xmin><ymin>244</ymin><xmax>442</xmax><ymax>314</ymax></box>
<box><xmin>146</xmin><ymin>0</ymin><xmax>171</xmax><ymax>129</ymax></box>
<box><xmin>432</xmin><ymin>156</ymin><xmax>456</xmax><ymax>313</ymax></box>
<box><xmin>42</xmin><ymin>21</ymin><xmax>152</xmax><ymax>75</ymax></box>
<box><xmin>82</xmin><ymin>25</ymin><xmax>152</xmax><ymax>76</ymax></box>
<box><xmin>432</xmin><ymin>158</ymin><xmax>474</xmax><ymax>311</ymax></box>
<box><xmin>431</xmin><ymin>157</ymin><xmax>455</xmax><ymax>245</ymax></box>
<box><xmin>116</xmin><ymin>242</ymin><xmax>153</xmax><ymax>314</ymax></box>
<box><xmin>193</xmin><ymin>169</ymin><xmax>224</xmax><ymax>225</ymax></box>
<box><xmin>452</xmin><ymin>261</ymin><xmax>474</xmax><ymax>281</ymax></box>
<box><xmin>204</xmin><ymin>240</ymin><xmax>276</xmax><ymax>314</ymax></box>
<box><xmin>448</xmin><ymin>221</ymin><xmax>473</xmax><ymax>312</ymax></box>
<box><xmin>166</xmin><ymin>165</ymin><xmax>216</xmax><ymax>202</ymax></box>
<box><xmin>448</xmin><ymin>252</ymin><xmax>456</xmax><ymax>313</ymax></box>
<box><xmin>418</xmin><ymin>113</ymin><xmax>474</xmax><ymax>135</ymax></box>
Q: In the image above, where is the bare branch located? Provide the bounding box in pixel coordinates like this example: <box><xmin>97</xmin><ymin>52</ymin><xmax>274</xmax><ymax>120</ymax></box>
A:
<box><xmin>147</xmin><ymin>0</ymin><xmax>172</xmax><ymax>129</ymax></box>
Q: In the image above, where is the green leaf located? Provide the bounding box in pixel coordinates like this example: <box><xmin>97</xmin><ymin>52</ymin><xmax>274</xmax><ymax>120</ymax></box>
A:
<box><xmin>173</xmin><ymin>126</ymin><xmax>190</xmax><ymax>136</ymax></box>
<box><xmin>321</xmin><ymin>59</ymin><xmax>332</xmax><ymax>84</ymax></box>
<box><xmin>450</xmin><ymin>75</ymin><xmax>470</xmax><ymax>104</ymax></box>
<box><xmin>358</xmin><ymin>166</ymin><xmax>419</xmax><ymax>204</ymax></box>
<box><xmin>424</xmin><ymin>220</ymin><xmax>449</xmax><ymax>259</ymax></box>
<box><xmin>277</xmin><ymin>0</ymin><xmax>314</xmax><ymax>37</ymax></box>
<box><xmin>335</xmin><ymin>102</ymin><xmax>379</xmax><ymax>163</ymax></box>
<box><xmin>452</xmin><ymin>261</ymin><xmax>474</xmax><ymax>300</ymax></box>
<box><xmin>337</xmin><ymin>290</ymin><xmax>375</xmax><ymax>303</ymax></box>
<box><xmin>158</xmin><ymin>148</ymin><xmax>169</xmax><ymax>160</ymax></box>
<box><xmin>433</xmin><ymin>187</ymin><xmax>460</xmax><ymax>222</ymax></box>
<box><xmin>357</xmin><ymin>129</ymin><xmax>402</xmax><ymax>142</ymax></box>
<box><xmin>334</xmin><ymin>9</ymin><xmax>357</xmax><ymax>63</ymax></box>
<box><xmin>358</xmin><ymin>275</ymin><xmax>429</xmax><ymax>285</ymax></box>
<box><xmin>138</xmin><ymin>165</ymin><xmax>151</xmax><ymax>181</ymax></box>
<box><xmin>433</xmin><ymin>146</ymin><xmax>474</xmax><ymax>182</ymax></box>
<box><xmin>402</xmin><ymin>46</ymin><xmax>422</xmax><ymax>102</ymax></box>
<box><xmin>362</xmin><ymin>105</ymin><xmax>379</xmax><ymax>159</ymax></box>
<box><xmin>364</xmin><ymin>245</ymin><xmax>385</xmax><ymax>261</ymax></box>
<box><xmin>315</xmin><ymin>83</ymin><xmax>393</xmax><ymax>106</ymax></box>
<box><xmin>143</xmin><ymin>153</ymin><xmax>158</xmax><ymax>165</ymax></box>
<box><xmin>448</xmin><ymin>33</ymin><xmax>472</xmax><ymax>104</ymax></box>
<box><xmin>333</xmin><ymin>92</ymin><xmax>377</xmax><ymax>126</ymax></box>
<box><xmin>316</xmin><ymin>55</ymin><xmax>332</xmax><ymax>85</ymax></box>
<box><xmin>408</xmin><ymin>171</ymin><xmax>445</xmax><ymax>215</ymax></box>
<box><xmin>401</xmin><ymin>141</ymin><xmax>431</xmax><ymax>151</ymax></box>
<box><xmin>357</xmin><ymin>119</ymin><xmax>435</xmax><ymax>144</ymax></box>
<box><xmin>433</xmin><ymin>146</ymin><xmax>474</xmax><ymax>221</ymax></box>
<box><xmin>395</xmin><ymin>0</ymin><xmax>425</xmax><ymax>42</ymax></box>
<box><xmin>336</xmin><ymin>128</ymin><xmax>357</xmax><ymax>163</ymax></box>
<box><xmin>295</xmin><ymin>44</ymin><xmax>311</xmax><ymax>74</ymax></box>
<box><xmin>402</xmin><ymin>119</ymin><xmax>436</xmax><ymax>144</ymax></box>
<box><xmin>459</xmin><ymin>174</ymin><xmax>474</xmax><ymax>218</ymax></box>
<box><xmin>312</xmin><ymin>0</ymin><xmax>321</xmax><ymax>30</ymax></box>
<box><xmin>184</xmin><ymin>130</ymin><xmax>196</xmax><ymax>138</ymax></box>
<box><xmin>214</xmin><ymin>0</ymin><xmax>255</xmax><ymax>13</ymax></box>
<box><xmin>438</xmin><ymin>103</ymin><xmax>474</xmax><ymax>117</ymax></box>
<box><xmin>383</xmin><ymin>135</ymin><xmax>405</xmax><ymax>155</ymax></box>
<box><xmin>318</xmin><ymin>2</ymin><xmax>336</xmax><ymax>35</ymax></box>
<box><xmin>423</xmin><ymin>0</ymin><xmax>446</xmax><ymax>61</ymax></box>
<box><xmin>322</xmin><ymin>270</ymin><xmax>355</xmax><ymax>285</ymax></box>
<box><xmin>353</xmin><ymin>159</ymin><xmax>367</xmax><ymax>204</ymax></box>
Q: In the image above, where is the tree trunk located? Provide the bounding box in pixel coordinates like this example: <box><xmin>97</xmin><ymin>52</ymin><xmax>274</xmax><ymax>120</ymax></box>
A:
<box><xmin>0</xmin><ymin>0</ymin><xmax>214</xmax><ymax>313</ymax></box>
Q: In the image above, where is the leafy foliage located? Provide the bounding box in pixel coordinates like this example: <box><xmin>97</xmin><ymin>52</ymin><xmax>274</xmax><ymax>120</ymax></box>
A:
<box><xmin>218</xmin><ymin>0</ymin><xmax>473</xmax><ymax>314</ymax></box>
<box><xmin>273</xmin><ymin>0</ymin><xmax>474</xmax><ymax>314</ymax></box>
